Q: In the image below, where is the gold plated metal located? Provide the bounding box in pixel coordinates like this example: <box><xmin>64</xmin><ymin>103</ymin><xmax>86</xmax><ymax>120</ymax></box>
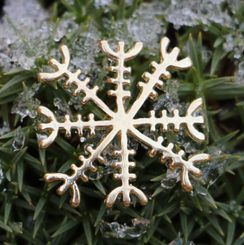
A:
<box><xmin>37</xmin><ymin>37</ymin><xmax>210</xmax><ymax>208</ymax></box>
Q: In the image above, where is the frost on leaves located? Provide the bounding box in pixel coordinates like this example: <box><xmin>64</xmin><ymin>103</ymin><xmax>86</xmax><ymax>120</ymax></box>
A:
<box><xmin>37</xmin><ymin>37</ymin><xmax>210</xmax><ymax>207</ymax></box>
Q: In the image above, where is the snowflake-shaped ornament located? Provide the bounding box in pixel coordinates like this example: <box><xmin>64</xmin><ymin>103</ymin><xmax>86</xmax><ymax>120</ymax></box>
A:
<box><xmin>37</xmin><ymin>37</ymin><xmax>210</xmax><ymax>208</ymax></box>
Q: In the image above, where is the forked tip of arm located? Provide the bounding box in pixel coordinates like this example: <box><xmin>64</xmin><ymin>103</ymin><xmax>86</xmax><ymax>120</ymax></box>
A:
<box><xmin>99</xmin><ymin>40</ymin><xmax>117</xmax><ymax>58</ymax></box>
<box><xmin>159</xmin><ymin>36</ymin><xmax>192</xmax><ymax>71</ymax></box>
<box><xmin>38</xmin><ymin>44</ymin><xmax>70</xmax><ymax>83</ymax></box>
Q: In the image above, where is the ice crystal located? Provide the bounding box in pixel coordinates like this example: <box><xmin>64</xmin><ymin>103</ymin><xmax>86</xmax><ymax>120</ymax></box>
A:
<box><xmin>70</xmin><ymin>23</ymin><xmax>101</xmax><ymax>74</ymax></box>
<box><xmin>104</xmin><ymin>2</ymin><xmax>166</xmax><ymax>52</ymax></box>
<box><xmin>183</xmin><ymin>141</ymin><xmax>198</xmax><ymax>154</ymax></box>
<box><xmin>0</xmin><ymin>168</ymin><xmax>4</xmax><ymax>185</ymax></box>
<box><xmin>227</xmin><ymin>0</ymin><xmax>244</xmax><ymax>14</ymax></box>
<box><xmin>0</xmin><ymin>0</ymin><xmax>81</xmax><ymax>71</ymax></box>
<box><xmin>153</xmin><ymin>80</ymin><xmax>181</xmax><ymax>112</ymax></box>
<box><xmin>166</xmin><ymin>0</ymin><xmax>233</xmax><ymax>29</ymax></box>
<box><xmin>94</xmin><ymin>0</ymin><xmax>132</xmax><ymax>9</ymax></box>
<box><xmin>53</xmin><ymin>97</ymin><xmax>71</xmax><ymax>116</ymax></box>
<box><xmin>37</xmin><ymin>37</ymin><xmax>209</xmax><ymax>208</ymax></box>
<box><xmin>107</xmin><ymin>20</ymin><xmax>132</xmax><ymax>44</ymax></box>
<box><xmin>100</xmin><ymin>218</ymin><xmax>150</xmax><ymax>239</ymax></box>
<box><xmin>199</xmin><ymin>146</ymin><xmax>227</xmax><ymax>188</ymax></box>
<box><xmin>0</xmin><ymin>0</ymin><xmax>50</xmax><ymax>70</ymax></box>
<box><xmin>11</xmin><ymin>83</ymin><xmax>40</xmax><ymax>121</ymax></box>
<box><xmin>87</xmin><ymin>165</ymin><xmax>115</xmax><ymax>180</ymax></box>
<box><xmin>3</xmin><ymin>0</ymin><xmax>48</xmax><ymax>24</ymax></box>
<box><xmin>54</xmin><ymin>18</ymin><xmax>79</xmax><ymax>43</ymax></box>
<box><xmin>228</xmin><ymin>200</ymin><xmax>242</xmax><ymax>218</ymax></box>
<box><xmin>12</xmin><ymin>127</ymin><xmax>25</xmax><ymax>151</ymax></box>
<box><xmin>235</xmin><ymin>61</ymin><xmax>244</xmax><ymax>84</ymax></box>
<box><xmin>161</xmin><ymin>168</ymin><xmax>180</xmax><ymax>190</ymax></box>
<box><xmin>94</xmin><ymin>0</ymin><xmax>112</xmax><ymax>9</ymax></box>
<box><xmin>223</xmin><ymin>31</ymin><xmax>244</xmax><ymax>60</ymax></box>
<box><xmin>169</xmin><ymin>237</ymin><xmax>195</xmax><ymax>245</ymax></box>
<box><xmin>68</xmin><ymin>95</ymin><xmax>84</xmax><ymax>111</ymax></box>
<box><xmin>128</xmin><ymin>2</ymin><xmax>166</xmax><ymax>51</ymax></box>
<box><xmin>0</xmin><ymin>123</ymin><xmax>10</xmax><ymax>136</ymax></box>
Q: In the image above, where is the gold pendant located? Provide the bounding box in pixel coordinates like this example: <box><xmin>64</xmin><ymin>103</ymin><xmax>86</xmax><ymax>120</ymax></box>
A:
<box><xmin>37</xmin><ymin>37</ymin><xmax>210</xmax><ymax>207</ymax></box>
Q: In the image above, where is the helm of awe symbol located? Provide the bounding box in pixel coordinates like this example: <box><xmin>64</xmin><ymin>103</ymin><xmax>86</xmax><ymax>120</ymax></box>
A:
<box><xmin>37</xmin><ymin>37</ymin><xmax>210</xmax><ymax>208</ymax></box>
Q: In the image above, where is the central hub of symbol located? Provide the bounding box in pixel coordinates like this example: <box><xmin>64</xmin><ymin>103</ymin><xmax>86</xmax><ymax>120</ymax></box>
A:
<box><xmin>113</xmin><ymin>113</ymin><xmax>132</xmax><ymax>130</ymax></box>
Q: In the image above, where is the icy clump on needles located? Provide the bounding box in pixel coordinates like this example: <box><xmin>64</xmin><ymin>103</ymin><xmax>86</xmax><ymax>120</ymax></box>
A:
<box><xmin>37</xmin><ymin>37</ymin><xmax>210</xmax><ymax>208</ymax></box>
<box><xmin>166</xmin><ymin>0</ymin><xmax>234</xmax><ymax>29</ymax></box>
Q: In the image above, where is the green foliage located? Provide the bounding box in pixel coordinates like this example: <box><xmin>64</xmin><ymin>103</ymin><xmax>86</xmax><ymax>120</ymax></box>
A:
<box><xmin>0</xmin><ymin>0</ymin><xmax>243</xmax><ymax>244</ymax></box>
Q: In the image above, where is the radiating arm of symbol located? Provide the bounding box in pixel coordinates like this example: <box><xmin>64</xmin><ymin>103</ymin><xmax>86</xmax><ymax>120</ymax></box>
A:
<box><xmin>129</xmin><ymin>127</ymin><xmax>210</xmax><ymax>192</ymax></box>
<box><xmin>105</xmin><ymin>129</ymin><xmax>148</xmax><ymax>207</ymax></box>
<box><xmin>44</xmin><ymin>127</ymin><xmax>118</xmax><ymax>207</ymax></box>
<box><xmin>37</xmin><ymin>106</ymin><xmax>113</xmax><ymax>148</ymax></box>
<box><xmin>132</xmin><ymin>98</ymin><xmax>205</xmax><ymax>142</ymax></box>
<box><xmin>38</xmin><ymin>44</ymin><xmax>115</xmax><ymax>118</ymax></box>
<box><xmin>128</xmin><ymin>37</ymin><xmax>192</xmax><ymax>117</ymax></box>
<box><xmin>99</xmin><ymin>40</ymin><xmax>143</xmax><ymax>113</ymax></box>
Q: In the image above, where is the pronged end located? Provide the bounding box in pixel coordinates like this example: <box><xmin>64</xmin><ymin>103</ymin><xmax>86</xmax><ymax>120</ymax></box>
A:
<box><xmin>129</xmin><ymin>127</ymin><xmax>209</xmax><ymax>193</ymax></box>
<box><xmin>44</xmin><ymin>172</ymin><xmax>81</xmax><ymax>207</ymax></box>
<box><xmin>106</xmin><ymin>130</ymin><xmax>148</xmax><ymax>207</ymax></box>
<box><xmin>43</xmin><ymin>157</ymin><xmax>95</xmax><ymax>208</ymax></box>
<box><xmin>160</xmin><ymin>37</ymin><xmax>192</xmax><ymax>71</ymax></box>
<box><xmin>99</xmin><ymin>40</ymin><xmax>143</xmax><ymax>61</ymax></box>
<box><xmin>145</xmin><ymin>37</ymin><xmax>192</xmax><ymax>81</ymax></box>
<box><xmin>169</xmin><ymin>153</ymin><xmax>210</xmax><ymax>192</ymax></box>
<box><xmin>185</xmin><ymin>98</ymin><xmax>205</xmax><ymax>142</ymax></box>
<box><xmin>38</xmin><ymin>44</ymin><xmax>70</xmax><ymax>83</ymax></box>
<box><xmin>37</xmin><ymin>106</ymin><xmax>59</xmax><ymax>148</ymax></box>
<box><xmin>105</xmin><ymin>185</ymin><xmax>148</xmax><ymax>208</ymax></box>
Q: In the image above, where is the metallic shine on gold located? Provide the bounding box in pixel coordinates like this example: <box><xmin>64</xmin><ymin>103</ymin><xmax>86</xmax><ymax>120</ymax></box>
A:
<box><xmin>37</xmin><ymin>37</ymin><xmax>210</xmax><ymax>208</ymax></box>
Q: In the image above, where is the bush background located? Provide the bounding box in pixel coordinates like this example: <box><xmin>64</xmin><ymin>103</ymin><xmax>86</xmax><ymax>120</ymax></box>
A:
<box><xmin>0</xmin><ymin>0</ymin><xmax>243</xmax><ymax>244</ymax></box>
